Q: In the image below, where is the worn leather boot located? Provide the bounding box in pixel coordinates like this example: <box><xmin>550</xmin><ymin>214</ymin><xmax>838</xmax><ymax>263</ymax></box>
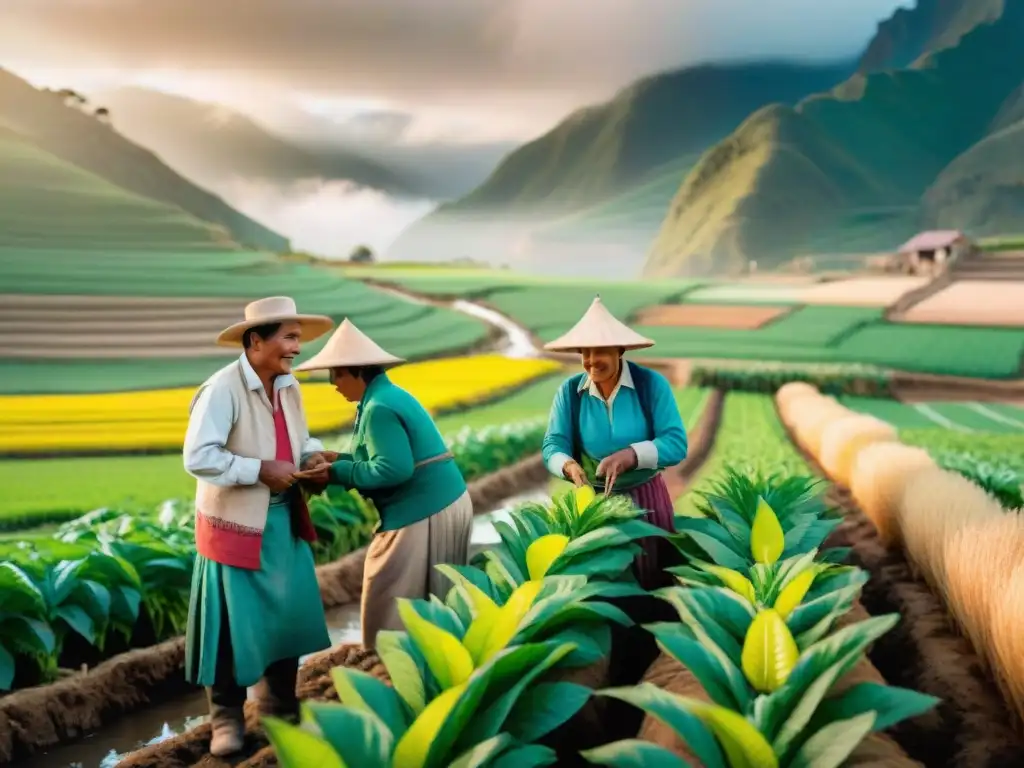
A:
<box><xmin>252</xmin><ymin>657</ymin><xmax>300</xmax><ymax>721</ymax></box>
<box><xmin>207</xmin><ymin>687</ymin><xmax>245</xmax><ymax>756</ymax></box>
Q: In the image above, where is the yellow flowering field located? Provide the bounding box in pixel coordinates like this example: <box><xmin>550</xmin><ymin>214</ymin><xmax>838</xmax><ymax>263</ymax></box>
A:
<box><xmin>0</xmin><ymin>355</ymin><xmax>560</xmax><ymax>454</ymax></box>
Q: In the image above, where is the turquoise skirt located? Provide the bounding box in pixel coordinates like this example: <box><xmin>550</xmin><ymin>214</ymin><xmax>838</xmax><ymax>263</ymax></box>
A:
<box><xmin>184</xmin><ymin>500</ymin><xmax>331</xmax><ymax>688</ymax></box>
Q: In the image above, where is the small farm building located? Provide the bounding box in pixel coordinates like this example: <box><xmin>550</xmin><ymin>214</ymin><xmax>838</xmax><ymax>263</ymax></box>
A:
<box><xmin>895</xmin><ymin>230</ymin><xmax>975</xmax><ymax>275</ymax></box>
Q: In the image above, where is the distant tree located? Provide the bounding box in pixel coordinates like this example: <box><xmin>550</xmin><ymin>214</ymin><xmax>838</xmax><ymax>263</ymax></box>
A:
<box><xmin>58</xmin><ymin>88</ymin><xmax>87</xmax><ymax>106</ymax></box>
<box><xmin>349</xmin><ymin>245</ymin><xmax>375</xmax><ymax>263</ymax></box>
<box><xmin>94</xmin><ymin>107</ymin><xmax>111</xmax><ymax>123</ymax></box>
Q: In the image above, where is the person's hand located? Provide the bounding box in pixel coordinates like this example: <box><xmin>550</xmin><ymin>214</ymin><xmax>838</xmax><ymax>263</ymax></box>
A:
<box><xmin>562</xmin><ymin>460</ymin><xmax>588</xmax><ymax>488</ymax></box>
<box><xmin>259</xmin><ymin>460</ymin><xmax>299</xmax><ymax>493</ymax></box>
<box><xmin>303</xmin><ymin>451</ymin><xmax>339</xmax><ymax>468</ymax></box>
<box><xmin>596</xmin><ymin>447</ymin><xmax>637</xmax><ymax>496</ymax></box>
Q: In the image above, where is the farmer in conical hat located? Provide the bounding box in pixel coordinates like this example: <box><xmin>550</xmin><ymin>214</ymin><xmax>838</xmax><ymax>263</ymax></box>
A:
<box><xmin>542</xmin><ymin>295</ymin><xmax>688</xmax><ymax>589</ymax></box>
<box><xmin>182</xmin><ymin>296</ymin><xmax>336</xmax><ymax>756</ymax></box>
<box><xmin>296</xmin><ymin>319</ymin><xmax>473</xmax><ymax>649</ymax></box>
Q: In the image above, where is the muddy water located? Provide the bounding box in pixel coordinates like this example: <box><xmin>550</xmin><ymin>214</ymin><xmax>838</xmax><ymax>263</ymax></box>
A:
<box><xmin>17</xmin><ymin>488</ymin><xmax>548</xmax><ymax>768</ymax></box>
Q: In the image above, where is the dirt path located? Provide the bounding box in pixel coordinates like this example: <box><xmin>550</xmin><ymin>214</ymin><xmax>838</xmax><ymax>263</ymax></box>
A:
<box><xmin>663</xmin><ymin>389</ymin><xmax>723</xmax><ymax>502</ymax></box>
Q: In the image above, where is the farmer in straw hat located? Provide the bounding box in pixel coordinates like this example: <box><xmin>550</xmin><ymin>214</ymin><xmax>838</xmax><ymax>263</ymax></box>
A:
<box><xmin>542</xmin><ymin>295</ymin><xmax>688</xmax><ymax>590</ymax></box>
<box><xmin>182</xmin><ymin>296</ymin><xmax>335</xmax><ymax>756</ymax></box>
<box><xmin>295</xmin><ymin>318</ymin><xmax>473</xmax><ymax>649</ymax></box>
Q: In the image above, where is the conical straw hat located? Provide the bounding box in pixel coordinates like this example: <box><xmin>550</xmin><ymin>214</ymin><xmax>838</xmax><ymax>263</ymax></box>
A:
<box><xmin>217</xmin><ymin>296</ymin><xmax>333</xmax><ymax>347</ymax></box>
<box><xmin>295</xmin><ymin>318</ymin><xmax>405</xmax><ymax>371</ymax></box>
<box><xmin>544</xmin><ymin>295</ymin><xmax>654</xmax><ymax>352</ymax></box>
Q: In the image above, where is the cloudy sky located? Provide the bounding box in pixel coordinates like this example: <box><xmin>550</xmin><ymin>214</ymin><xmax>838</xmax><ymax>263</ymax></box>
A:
<box><xmin>2</xmin><ymin>0</ymin><xmax>911</xmax><ymax>256</ymax></box>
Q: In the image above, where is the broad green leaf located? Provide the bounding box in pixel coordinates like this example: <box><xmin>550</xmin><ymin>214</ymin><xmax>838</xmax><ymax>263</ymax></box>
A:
<box><xmin>301</xmin><ymin>701</ymin><xmax>392</xmax><ymax>766</ymax></box>
<box><xmin>392</xmin><ymin>681</ymin><xmax>468</xmax><ymax>768</ymax></box>
<box><xmin>647</xmin><ymin>625</ymin><xmax>743</xmax><ymax>711</ymax></box>
<box><xmin>787</xmin><ymin>712</ymin><xmax>875</xmax><ymax>768</ymax></box>
<box><xmin>0</xmin><ymin>645</ymin><xmax>14</xmax><ymax>690</ymax></box>
<box><xmin>765</xmin><ymin>615</ymin><xmax>898</xmax><ymax>756</ymax></box>
<box><xmin>811</xmin><ymin>682</ymin><xmax>939</xmax><ymax>733</ymax></box>
<box><xmin>741</xmin><ymin>610</ymin><xmax>798</xmax><ymax>693</ymax></box>
<box><xmin>539</xmin><ymin>624</ymin><xmax>611</xmax><ymax>667</ymax></box>
<box><xmin>688</xmin><ymin>700</ymin><xmax>778</xmax><ymax>768</ymax></box>
<box><xmin>407</xmin><ymin>597</ymin><xmax>466</xmax><ymax>639</ymax></box>
<box><xmin>596</xmin><ymin>684</ymin><xmax>726</xmax><ymax>768</ymax></box>
<box><xmin>442</xmin><ymin>642</ymin><xmax>575</xmax><ymax>764</ymax></box>
<box><xmin>553</xmin><ymin>548</ymin><xmax>638</xmax><ymax>580</ymax></box>
<box><xmin>750</xmin><ymin>498</ymin><xmax>784</xmax><ymax>565</ymax></box>
<box><xmin>56</xmin><ymin>604</ymin><xmax>96</xmax><ymax>643</ymax></box>
<box><xmin>330</xmin><ymin>667</ymin><xmax>409</xmax><ymax>738</ymax></box>
<box><xmin>526</xmin><ymin>535</ymin><xmax>569</xmax><ymax>580</ymax></box>
<box><xmin>397</xmin><ymin>600</ymin><xmax>474</xmax><ymax>690</ymax></box>
<box><xmin>672</xmin><ymin>519</ymin><xmax>749</xmax><ymax>569</ymax></box>
<box><xmin>502</xmin><ymin>682</ymin><xmax>592</xmax><ymax>742</ymax></box>
<box><xmin>703</xmin><ymin>565</ymin><xmax>756</xmax><ymax>604</ymax></box>
<box><xmin>2</xmin><ymin>616</ymin><xmax>56</xmax><ymax>655</ymax></box>
<box><xmin>263</xmin><ymin>715</ymin><xmax>347</xmax><ymax>768</ymax></box>
<box><xmin>448</xmin><ymin>733</ymin><xmax>515</xmax><ymax>768</ymax></box>
<box><xmin>581</xmin><ymin>738</ymin><xmax>693</xmax><ymax>767</ymax></box>
<box><xmin>0</xmin><ymin>562</ymin><xmax>46</xmax><ymax>616</ymax></box>
<box><xmin>376</xmin><ymin>632</ymin><xmax>431</xmax><ymax>714</ymax></box>
<box><xmin>488</xmin><ymin>743</ymin><xmax>558</xmax><ymax>768</ymax></box>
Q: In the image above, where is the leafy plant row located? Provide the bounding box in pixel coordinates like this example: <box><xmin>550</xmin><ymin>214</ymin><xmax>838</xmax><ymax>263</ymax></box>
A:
<box><xmin>583</xmin><ymin>470</ymin><xmax>937</xmax><ymax>766</ymax></box>
<box><xmin>263</xmin><ymin>468</ymin><xmax>939</xmax><ymax>767</ymax></box>
<box><xmin>689</xmin><ymin>361</ymin><xmax>893</xmax><ymax>398</ymax></box>
<box><xmin>0</xmin><ymin>420</ymin><xmax>548</xmax><ymax>692</ymax></box>
<box><xmin>0</xmin><ymin>488</ymin><xmax>376</xmax><ymax>691</ymax></box>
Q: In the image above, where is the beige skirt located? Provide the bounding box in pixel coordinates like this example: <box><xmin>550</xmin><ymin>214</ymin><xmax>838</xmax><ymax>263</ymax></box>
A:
<box><xmin>360</xmin><ymin>489</ymin><xmax>474</xmax><ymax>648</ymax></box>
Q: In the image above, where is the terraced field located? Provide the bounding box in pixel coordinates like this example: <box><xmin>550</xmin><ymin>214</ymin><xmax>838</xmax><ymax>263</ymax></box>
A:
<box><xmin>843</xmin><ymin>396</ymin><xmax>1024</xmax><ymax>432</ymax></box>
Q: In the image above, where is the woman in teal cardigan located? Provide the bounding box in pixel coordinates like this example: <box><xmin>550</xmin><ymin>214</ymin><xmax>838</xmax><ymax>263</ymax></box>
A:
<box><xmin>296</xmin><ymin>319</ymin><xmax>472</xmax><ymax>648</ymax></box>
<box><xmin>542</xmin><ymin>296</ymin><xmax>688</xmax><ymax>589</ymax></box>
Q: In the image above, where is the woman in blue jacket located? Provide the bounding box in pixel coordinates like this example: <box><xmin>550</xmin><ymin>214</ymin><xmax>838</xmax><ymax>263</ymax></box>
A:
<box><xmin>542</xmin><ymin>296</ymin><xmax>688</xmax><ymax>589</ymax></box>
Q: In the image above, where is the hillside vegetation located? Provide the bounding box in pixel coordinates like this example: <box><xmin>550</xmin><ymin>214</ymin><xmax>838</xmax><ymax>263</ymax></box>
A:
<box><xmin>646</xmin><ymin>0</ymin><xmax>1024</xmax><ymax>276</ymax></box>
<box><xmin>0</xmin><ymin>68</ymin><xmax>287</xmax><ymax>252</ymax></box>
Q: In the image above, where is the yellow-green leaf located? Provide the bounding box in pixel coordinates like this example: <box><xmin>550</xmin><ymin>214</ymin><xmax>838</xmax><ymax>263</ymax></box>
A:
<box><xmin>264</xmin><ymin>716</ymin><xmax>348</xmax><ymax>768</ymax></box>
<box><xmin>741</xmin><ymin>609</ymin><xmax>799</xmax><ymax>693</ymax></box>
<box><xmin>575</xmin><ymin>484</ymin><xmax>597</xmax><ymax>513</ymax></box>
<box><xmin>688</xmin><ymin>701</ymin><xmax>779</xmax><ymax>768</ymax></box>
<box><xmin>476</xmin><ymin>579</ymin><xmax>543</xmax><ymax>664</ymax></box>
<box><xmin>526</xmin><ymin>534</ymin><xmax>570</xmax><ymax>580</ymax></box>
<box><xmin>773</xmin><ymin>568</ymin><xmax>817</xmax><ymax>618</ymax></box>
<box><xmin>705</xmin><ymin>565</ymin><xmax>757</xmax><ymax>603</ymax></box>
<box><xmin>750</xmin><ymin>498</ymin><xmax>785</xmax><ymax>565</ymax></box>
<box><xmin>391</xmin><ymin>681</ymin><xmax>466</xmax><ymax>768</ymax></box>
<box><xmin>397</xmin><ymin>601</ymin><xmax>474</xmax><ymax>690</ymax></box>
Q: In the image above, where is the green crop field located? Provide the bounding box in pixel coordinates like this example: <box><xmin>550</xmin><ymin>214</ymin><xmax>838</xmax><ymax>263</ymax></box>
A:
<box><xmin>675</xmin><ymin>391</ymin><xmax>814</xmax><ymax>516</ymax></box>
<box><xmin>842</xmin><ymin>397</ymin><xmax>1024</xmax><ymax>433</ymax></box>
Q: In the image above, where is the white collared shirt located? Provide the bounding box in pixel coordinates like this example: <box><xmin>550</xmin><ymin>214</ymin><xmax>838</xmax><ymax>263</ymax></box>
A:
<box><xmin>183</xmin><ymin>353</ymin><xmax>325</xmax><ymax>487</ymax></box>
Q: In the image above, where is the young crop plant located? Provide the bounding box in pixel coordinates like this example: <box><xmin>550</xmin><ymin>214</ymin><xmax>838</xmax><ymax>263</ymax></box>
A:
<box><xmin>474</xmin><ymin>487</ymin><xmax>666</xmax><ymax>594</ymax></box>
<box><xmin>264</xmin><ymin>526</ymin><xmax>648</xmax><ymax>767</ymax></box>
<box><xmin>582</xmin><ymin>472</ymin><xmax>939</xmax><ymax>768</ymax></box>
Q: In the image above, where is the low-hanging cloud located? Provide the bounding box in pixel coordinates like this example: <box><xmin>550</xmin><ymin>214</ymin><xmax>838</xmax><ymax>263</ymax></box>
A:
<box><xmin>216</xmin><ymin>177</ymin><xmax>436</xmax><ymax>259</ymax></box>
<box><xmin>4</xmin><ymin>0</ymin><xmax>910</xmax><ymax>115</ymax></box>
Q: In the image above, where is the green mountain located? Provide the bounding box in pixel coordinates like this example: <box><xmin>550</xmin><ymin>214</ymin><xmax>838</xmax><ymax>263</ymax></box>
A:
<box><xmin>857</xmin><ymin>0</ymin><xmax>1006</xmax><ymax>73</ymax></box>
<box><xmin>94</xmin><ymin>87</ymin><xmax>410</xmax><ymax>194</ymax></box>
<box><xmin>387</xmin><ymin>60</ymin><xmax>852</xmax><ymax>272</ymax></box>
<box><xmin>645</xmin><ymin>0</ymin><xmax>1024</xmax><ymax>277</ymax></box>
<box><xmin>0</xmin><ymin>68</ymin><xmax>288</xmax><ymax>252</ymax></box>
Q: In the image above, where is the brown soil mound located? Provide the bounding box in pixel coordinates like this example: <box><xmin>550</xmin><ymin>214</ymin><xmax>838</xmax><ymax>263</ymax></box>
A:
<box><xmin>0</xmin><ymin>638</ymin><xmax>187</xmax><ymax>764</ymax></box>
<box><xmin>465</xmin><ymin>453</ymin><xmax>549</xmax><ymax>514</ymax></box>
<box><xmin>633</xmin><ymin>304</ymin><xmax>789</xmax><ymax>329</ymax></box>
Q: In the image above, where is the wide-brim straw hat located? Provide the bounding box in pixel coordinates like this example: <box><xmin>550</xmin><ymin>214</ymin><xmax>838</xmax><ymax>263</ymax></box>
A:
<box><xmin>217</xmin><ymin>296</ymin><xmax>334</xmax><ymax>347</ymax></box>
<box><xmin>295</xmin><ymin>318</ymin><xmax>406</xmax><ymax>372</ymax></box>
<box><xmin>544</xmin><ymin>295</ymin><xmax>654</xmax><ymax>352</ymax></box>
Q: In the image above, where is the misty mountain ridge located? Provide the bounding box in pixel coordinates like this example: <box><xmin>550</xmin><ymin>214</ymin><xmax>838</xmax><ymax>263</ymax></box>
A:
<box><xmin>645</xmin><ymin>0</ymin><xmax>1024</xmax><ymax>277</ymax></box>
<box><xmin>386</xmin><ymin>57</ymin><xmax>856</xmax><ymax>273</ymax></box>
<box><xmin>0</xmin><ymin>68</ymin><xmax>287</xmax><ymax>251</ymax></box>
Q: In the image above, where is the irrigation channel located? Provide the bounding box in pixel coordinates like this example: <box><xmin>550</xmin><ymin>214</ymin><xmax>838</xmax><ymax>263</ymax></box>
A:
<box><xmin>15</xmin><ymin>489</ymin><xmax>551</xmax><ymax>768</ymax></box>
<box><xmin>11</xmin><ymin>296</ymin><xmax>552</xmax><ymax>767</ymax></box>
